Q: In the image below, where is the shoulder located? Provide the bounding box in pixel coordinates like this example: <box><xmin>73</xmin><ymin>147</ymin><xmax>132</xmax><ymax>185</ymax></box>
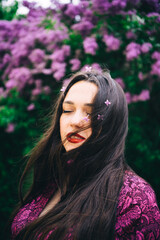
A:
<box><xmin>118</xmin><ymin>170</ymin><xmax>157</xmax><ymax>208</ymax></box>
<box><xmin>115</xmin><ymin>170</ymin><xmax>160</xmax><ymax>239</ymax></box>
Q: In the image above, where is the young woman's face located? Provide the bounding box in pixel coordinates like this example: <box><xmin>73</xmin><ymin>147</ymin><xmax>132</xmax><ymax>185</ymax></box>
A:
<box><xmin>60</xmin><ymin>81</ymin><xmax>98</xmax><ymax>152</ymax></box>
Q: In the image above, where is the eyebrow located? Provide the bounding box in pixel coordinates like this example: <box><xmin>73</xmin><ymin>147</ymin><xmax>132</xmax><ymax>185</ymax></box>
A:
<box><xmin>63</xmin><ymin>101</ymin><xmax>94</xmax><ymax>107</ymax></box>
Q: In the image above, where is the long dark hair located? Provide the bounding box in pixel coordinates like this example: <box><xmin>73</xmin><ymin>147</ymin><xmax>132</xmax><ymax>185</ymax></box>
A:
<box><xmin>11</xmin><ymin>69</ymin><xmax>129</xmax><ymax>240</ymax></box>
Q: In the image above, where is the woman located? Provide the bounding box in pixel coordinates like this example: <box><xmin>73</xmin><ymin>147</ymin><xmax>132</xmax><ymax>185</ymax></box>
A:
<box><xmin>11</xmin><ymin>68</ymin><xmax>160</xmax><ymax>239</ymax></box>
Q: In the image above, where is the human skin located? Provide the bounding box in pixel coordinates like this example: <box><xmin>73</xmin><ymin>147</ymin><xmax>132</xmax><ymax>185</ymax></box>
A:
<box><xmin>60</xmin><ymin>81</ymin><xmax>98</xmax><ymax>152</ymax></box>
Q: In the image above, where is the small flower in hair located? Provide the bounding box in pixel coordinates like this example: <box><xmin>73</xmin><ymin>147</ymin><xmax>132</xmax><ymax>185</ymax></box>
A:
<box><xmin>97</xmin><ymin>114</ymin><xmax>104</xmax><ymax>120</ymax></box>
<box><xmin>60</xmin><ymin>86</ymin><xmax>66</xmax><ymax>92</ymax></box>
<box><xmin>67</xmin><ymin>159</ymin><xmax>74</xmax><ymax>164</ymax></box>
<box><xmin>85</xmin><ymin>66</ymin><xmax>92</xmax><ymax>72</ymax></box>
<box><xmin>83</xmin><ymin>114</ymin><xmax>90</xmax><ymax>122</ymax></box>
<box><xmin>105</xmin><ymin>99</ymin><xmax>111</xmax><ymax>106</ymax></box>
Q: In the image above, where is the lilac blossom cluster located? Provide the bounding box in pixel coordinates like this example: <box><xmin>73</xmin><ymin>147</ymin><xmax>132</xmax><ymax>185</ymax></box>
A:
<box><xmin>0</xmin><ymin>0</ymin><xmax>160</xmax><ymax>132</ymax></box>
<box><xmin>125</xmin><ymin>42</ymin><xmax>152</xmax><ymax>61</ymax></box>
<box><xmin>103</xmin><ymin>34</ymin><xmax>121</xmax><ymax>51</ymax></box>
<box><xmin>151</xmin><ymin>52</ymin><xmax>160</xmax><ymax>77</ymax></box>
<box><xmin>0</xmin><ymin>8</ymin><xmax>69</xmax><ymax>100</ymax></box>
<box><xmin>125</xmin><ymin>90</ymin><xmax>150</xmax><ymax>104</ymax></box>
<box><xmin>83</xmin><ymin>37</ymin><xmax>98</xmax><ymax>55</ymax></box>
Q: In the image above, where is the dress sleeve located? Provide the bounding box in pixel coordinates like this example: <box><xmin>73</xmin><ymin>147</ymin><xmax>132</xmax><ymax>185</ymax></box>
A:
<box><xmin>115</xmin><ymin>171</ymin><xmax>160</xmax><ymax>240</ymax></box>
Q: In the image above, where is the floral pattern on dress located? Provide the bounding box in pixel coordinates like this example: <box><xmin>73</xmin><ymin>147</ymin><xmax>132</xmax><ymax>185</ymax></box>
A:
<box><xmin>115</xmin><ymin>171</ymin><xmax>160</xmax><ymax>239</ymax></box>
<box><xmin>11</xmin><ymin>171</ymin><xmax>160</xmax><ymax>239</ymax></box>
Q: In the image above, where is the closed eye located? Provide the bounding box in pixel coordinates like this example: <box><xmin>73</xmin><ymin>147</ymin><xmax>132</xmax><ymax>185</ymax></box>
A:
<box><xmin>63</xmin><ymin>110</ymin><xmax>73</xmax><ymax>113</ymax></box>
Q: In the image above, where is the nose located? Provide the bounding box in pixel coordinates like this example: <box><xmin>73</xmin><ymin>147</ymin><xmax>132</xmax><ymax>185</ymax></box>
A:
<box><xmin>70</xmin><ymin>111</ymin><xmax>86</xmax><ymax>128</ymax></box>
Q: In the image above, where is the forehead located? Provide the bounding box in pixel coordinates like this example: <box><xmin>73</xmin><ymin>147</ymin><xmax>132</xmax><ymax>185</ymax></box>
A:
<box><xmin>64</xmin><ymin>81</ymin><xmax>98</xmax><ymax>105</ymax></box>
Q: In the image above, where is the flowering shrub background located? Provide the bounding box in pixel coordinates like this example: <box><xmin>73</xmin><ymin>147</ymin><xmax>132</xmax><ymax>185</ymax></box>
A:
<box><xmin>0</xmin><ymin>0</ymin><xmax>160</xmax><ymax>238</ymax></box>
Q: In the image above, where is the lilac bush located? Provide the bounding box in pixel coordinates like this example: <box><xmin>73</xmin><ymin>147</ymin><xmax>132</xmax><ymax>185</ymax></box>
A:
<box><xmin>0</xmin><ymin>0</ymin><xmax>159</xmax><ymax>131</ymax></box>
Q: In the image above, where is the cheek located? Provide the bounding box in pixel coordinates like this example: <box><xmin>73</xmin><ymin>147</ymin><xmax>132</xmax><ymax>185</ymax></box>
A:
<box><xmin>86</xmin><ymin>127</ymin><xmax>92</xmax><ymax>138</ymax></box>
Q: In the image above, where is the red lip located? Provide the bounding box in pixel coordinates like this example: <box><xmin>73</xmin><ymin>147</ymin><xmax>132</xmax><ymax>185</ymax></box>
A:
<box><xmin>67</xmin><ymin>132</ymin><xmax>86</xmax><ymax>143</ymax></box>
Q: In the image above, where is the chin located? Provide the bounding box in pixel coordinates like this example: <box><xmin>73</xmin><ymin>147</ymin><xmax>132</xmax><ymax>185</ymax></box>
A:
<box><xmin>64</xmin><ymin>142</ymin><xmax>83</xmax><ymax>152</ymax></box>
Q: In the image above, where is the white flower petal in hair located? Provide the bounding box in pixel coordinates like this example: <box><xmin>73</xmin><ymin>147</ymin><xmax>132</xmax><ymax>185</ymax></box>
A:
<box><xmin>85</xmin><ymin>66</ymin><xmax>92</xmax><ymax>72</ymax></box>
<box><xmin>105</xmin><ymin>99</ymin><xmax>111</xmax><ymax>106</ymax></box>
<box><xmin>97</xmin><ymin>114</ymin><xmax>104</xmax><ymax>120</ymax></box>
<box><xmin>60</xmin><ymin>86</ymin><xmax>66</xmax><ymax>92</ymax></box>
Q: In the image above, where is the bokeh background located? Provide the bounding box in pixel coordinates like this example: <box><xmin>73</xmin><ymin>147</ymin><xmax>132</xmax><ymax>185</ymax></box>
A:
<box><xmin>0</xmin><ymin>0</ymin><xmax>160</xmax><ymax>239</ymax></box>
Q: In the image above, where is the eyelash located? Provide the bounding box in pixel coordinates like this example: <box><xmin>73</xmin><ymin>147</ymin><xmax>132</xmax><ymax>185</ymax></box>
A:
<box><xmin>63</xmin><ymin>110</ymin><xmax>72</xmax><ymax>113</ymax></box>
<box><xmin>62</xmin><ymin>110</ymin><xmax>91</xmax><ymax>116</ymax></box>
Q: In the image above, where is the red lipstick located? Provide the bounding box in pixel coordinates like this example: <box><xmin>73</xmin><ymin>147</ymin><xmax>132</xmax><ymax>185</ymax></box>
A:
<box><xmin>67</xmin><ymin>132</ymin><xmax>86</xmax><ymax>143</ymax></box>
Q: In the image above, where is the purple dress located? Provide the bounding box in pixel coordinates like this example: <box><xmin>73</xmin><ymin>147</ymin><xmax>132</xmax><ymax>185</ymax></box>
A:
<box><xmin>11</xmin><ymin>171</ymin><xmax>160</xmax><ymax>239</ymax></box>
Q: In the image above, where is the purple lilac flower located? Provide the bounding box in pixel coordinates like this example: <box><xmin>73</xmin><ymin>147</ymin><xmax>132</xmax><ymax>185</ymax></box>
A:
<box><xmin>141</xmin><ymin>43</ymin><xmax>152</xmax><ymax>53</ymax></box>
<box><xmin>0</xmin><ymin>20</ymin><xmax>12</xmax><ymax>31</ymax></box>
<box><xmin>35</xmin><ymin>80</ymin><xmax>42</xmax><ymax>88</ymax></box>
<box><xmin>64</xmin><ymin>4</ymin><xmax>82</xmax><ymax>18</ymax></box>
<box><xmin>83</xmin><ymin>9</ymin><xmax>93</xmax><ymax>21</ymax></box>
<box><xmin>42</xmin><ymin>69</ymin><xmax>52</xmax><ymax>75</ymax></box>
<box><xmin>138</xmin><ymin>90</ymin><xmax>150</xmax><ymax>101</ymax></box>
<box><xmin>103</xmin><ymin>34</ymin><xmax>121</xmax><ymax>51</ymax></box>
<box><xmin>23</xmin><ymin>1</ymin><xmax>36</xmax><ymax>9</ymax></box>
<box><xmin>138</xmin><ymin>72</ymin><xmax>145</xmax><ymax>81</ymax></box>
<box><xmin>62</xmin><ymin>45</ymin><xmax>70</xmax><ymax>57</ymax></box>
<box><xmin>35</xmin><ymin>30</ymin><xmax>52</xmax><ymax>46</ymax></box>
<box><xmin>51</xmin><ymin>62</ymin><xmax>66</xmax><ymax>81</ymax></box>
<box><xmin>29</xmin><ymin>49</ymin><xmax>45</xmax><ymax>64</ymax></box>
<box><xmin>11</xmin><ymin>43</ymin><xmax>29</xmax><ymax>66</ymax></box>
<box><xmin>27</xmin><ymin>103</ymin><xmax>35</xmax><ymax>111</ymax></box>
<box><xmin>125</xmin><ymin>42</ymin><xmax>141</xmax><ymax>61</ymax></box>
<box><xmin>152</xmin><ymin>51</ymin><xmax>160</xmax><ymax>60</ymax></box>
<box><xmin>19</xmin><ymin>33</ymin><xmax>35</xmax><ymax>48</ymax></box>
<box><xmin>50</xmin><ymin>46</ymin><xmax>70</xmax><ymax>62</ymax></box>
<box><xmin>110</xmin><ymin>0</ymin><xmax>127</xmax><ymax>12</ymax></box>
<box><xmin>126</xmin><ymin>31</ymin><xmax>136</xmax><ymax>39</ymax></box>
<box><xmin>3</xmin><ymin>54</ymin><xmax>11</xmax><ymax>65</ymax></box>
<box><xmin>132</xmin><ymin>90</ymin><xmax>150</xmax><ymax>102</ymax></box>
<box><xmin>47</xmin><ymin>29</ymin><xmax>69</xmax><ymax>43</ymax></box>
<box><xmin>83</xmin><ymin>37</ymin><xmax>98</xmax><ymax>55</ymax></box>
<box><xmin>0</xmin><ymin>42</ymin><xmax>10</xmax><ymax>52</ymax></box>
<box><xmin>5</xmin><ymin>123</ymin><xmax>15</xmax><ymax>133</ymax></box>
<box><xmin>51</xmin><ymin>61</ymin><xmax>65</xmax><ymax>71</ymax></box>
<box><xmin>91</xmin><ymin>63</ymin><xmax>102</xmax><ymax>72</ymax></box>
<box><xmin>31</xmin><ymin>63</ymin><xmax>46</xmax><ymax>74</ymax></box>
<box><xmin>150</xmin><ymin>60</ymin><xmax>160</xmax><ymax>77</ymax></box>
<box><xmin>0</xmin><ymin>87</ymin><xmax>7</xmax><ymax>98</ymax></box>
<box><xmin>69</xmin><ymin>59</ymin><xmax>81</xmax><ymax>71</ymax></box>
<box><xmin>125</xmin><ymin>92</ymin><xmax>132</xmax><ymax>104</ymax></box>
<box><xmin>43</xmin><ymin>86</ymin><xmax>51</xmax><ymax>95</ymax></box>
<box><xmin>5</xmin><ymin>80</ymin><xmax>17</xmax><ymax>89</ymax></box>
<box><xmin>92</xmin><ymin>0</ymin><xmax>111</xmax><ymax>13</ymax></box>
<box><xmin>72</xmin><ymin>20</ymin><xmax>94</xmax><ymax>35</ymax></box>
<box><xmin>50</xmin><ymin>50</ymin><xmax>64</xmax><ymax>62</ymax></box>
<box><xmin>147</xmin><ymin>13</ymin><xmax>160</xmax><ymax>17</ymax></box>
<box><xmin>35</xmin><ymin>28</ymin><xmax>68</xmax><ymax>46</ymax></box>
<box><xmin>115</xmin><ymin>78</ymin><xmax>125</xmax><ymax>89</ymax></box>
<box><xmin>6</xmin><ymin>67</ymin><xmax>31</xmax><ymax>91</ymax></box>
<box><xmin>97</xmin><ymin>114</ymin><xmax>104</xmax><ymax>120</ymax></box>
<box><xmin>54</xmin><ymin>70</ymin><xmax>65</xmax><ymax>81</ymax></box>
<box><xmin>32</xmin><ymin>88</ymin><xmax>42</xmax><ymax>96</ymax></box>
